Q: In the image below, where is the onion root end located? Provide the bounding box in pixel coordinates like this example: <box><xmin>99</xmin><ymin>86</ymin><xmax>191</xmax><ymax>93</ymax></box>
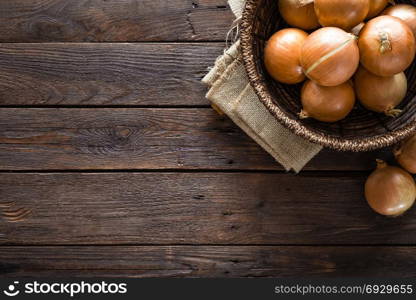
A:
<box><xmin>299</xmin><ymin>110</ymin><xmax>309</xmax><ymax>119</ymax></box>
<box><xmin>376</xmin><ymin>159</ymin><xmax>388</xmax><ymax>169</ymax></box>
<box><xmin>385</xmin><ymin>108</ymin><xmax>402</xmax><ymax>117</ymax></box>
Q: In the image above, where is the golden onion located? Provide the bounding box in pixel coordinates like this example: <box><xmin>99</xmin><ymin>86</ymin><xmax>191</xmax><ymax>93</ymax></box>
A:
<box><xmin>264</xmin><ymin>28</ymin><xmax>308</xmax><ymax>84</ymax></box>
<box><xmin>383</xmin><ymin>4</ymin><xmax>416</xmax><ymax>37</ymax></box>
<box><xmin>359</xmin><ymin>16</ymin><xmax>415</xmax><ymax>76</ymax></box>
<box><xmin>300</xmin><ymin>80</ymin><xmax>355</xmax><ymax>122</ymax></box>
<box><xmin>365</xmin><ymin>160</ymin><xmax>416</xmax><ymax>217</ymax></box>
<box><xmin>278</xmin><ymin>0</ymin><xmax>320</xmax><ymax>30</ymax></box>
<box><xmin>354</xmin><ymin>66</ymin><xmax>407</xmax><ymax>116</ymax></box>
<box><xmin>395</xmin><ymin>134</ymin><xmax>416</xmax><ymax>174</ymax></box>
<box><xmin>301</xmin><ymin>27</ymin><xmax>359</xmax><ymax>86</ymax></box>
<box><xmin>314</xmin><ymin>0</ymin><xmax>369</xmax><ymax>30</ymax></box>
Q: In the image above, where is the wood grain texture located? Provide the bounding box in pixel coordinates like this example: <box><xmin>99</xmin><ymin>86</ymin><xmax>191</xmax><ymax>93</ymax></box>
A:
<box><xmin>0</xmin><ymin>0</ymin><xmax>233</xmax><ymax>42</ymax></box>
<box><xmin>1</xmin><ymin>246</ymin><xmax>415</xmax><ymax>277</ymax></box>
<box><xmin>1</xmin><ymin>0</ymin><xmax>408</xmax><ymax>280</ymax></box>
<box><xmin>0</xmin><ymin>108</ymin><xmax>387</xmax><ymax>171</ymax></box>
<box><xmin>0</xmin><ymin>43</ymin><xmax>223</xmax><ymax>106</ymax></box>
<box><xmin>1</xmin><ymin>172</ymin><xmax>415</xmax><ymax>245</ymax></box>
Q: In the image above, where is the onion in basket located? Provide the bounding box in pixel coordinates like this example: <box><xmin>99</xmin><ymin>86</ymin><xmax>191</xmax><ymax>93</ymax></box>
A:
<box><xmin>365</xmin><ymin>160</ymin><xmax>416</xmax><ymax>216</ymax></box>
<box><xmin>395</xmin><ymin>135</ymin><xmax>416</xmax><ymax>174</ymax></box>
<box><xmin>299</xmin><ymin>80</ymin><xmax>355</xmax><ymax>122</ymax></box>
<box><xmin>354</xmin><ymin>66</ymin><xmax>407</xmax><ymax>117</ymax></box>
<box><xmin>300</xmin><ymin>27</ymin><xmax>359</xmax><ymax>86</ymax></box>
<box><xmin>278</xmin><ymin>0</ymin><xmax>320</xmax><ymax>30</ymax></box>
<box><xmin>314</xmin><ymin>0</ymin><xmax>369</xmax><ymax>30</ymax></box>
<box><xmin>264</xmin><ymin>28</ymin><xmax>308</xmax><ymax>84</ymax></box>
<box><xmin>382</xmin><ymin>4</ymin><xmax>416</xmax><ymax>37</ymax></box>
<box><xmin>358</xmin><ymin>15</ymin><xmax>415</xmax><ymax>77</ymax></box>
<box><xmin>367</xmin><ymin>0</ymin><xmax>389</xmax><ymax>19</ymax></box>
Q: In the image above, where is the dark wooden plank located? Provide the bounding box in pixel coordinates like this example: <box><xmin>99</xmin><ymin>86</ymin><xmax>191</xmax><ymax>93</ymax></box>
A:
<box><xmin>0</xmin><ymin>172</ymin><xmax>414</xmax><ymax>245</ymax></box>
<box><xmin>0</xmin><ymin>0</ymin><xmax>233</xmax><ymax>42</ymax></box>
<box><xmin>1</xmin><ymin>246</ymin><xmax>415</xmax><ymax>277</ymax></box>
<box><xmin>0</xmin><ymin>108</ymin><xmax>385</xmax><ymax>171</ymax></box>
<box><xmin>0</xmin><ymin>43</ymin><xmax>223</xmax><ymax>106</ymax></box>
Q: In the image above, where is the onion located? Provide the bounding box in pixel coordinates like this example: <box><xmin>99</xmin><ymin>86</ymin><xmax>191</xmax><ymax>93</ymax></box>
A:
<box><xmin>300</xmin><ymin>80</ymin><xmax>355</xmax><ymax>122</ymax></box>
<box><xmin>394</xmin><ymin>134</ymin><xmax>416</xmax><ymax>174</ymax></box>
<box><xmin>314</xmin><ymin>0</ymin><xmax>369</xmax><ymax>30</ymax></box>
<box><xmin>279</xmin><ymin>0</ymin><xmax>320</xmax><ymax>30</ymax></box>
<box><xmin>367</xmin><ymin>0</ymin><xmax>389</xmax><ymax>19</ymax></box>
<box><xmin>354</xmin><ymin>66</ymin><xmax>407</xmax><ymax>116</ymax></box>
<box><xmin>264</xmin><ymin>29</ymin><xmax>308</xmax><ymax>84</ymax></box>
<box><xmin>300</xmin><ymin>27</ymin><xmax>359</xmax><ymax>86</ymax></box>
<box><xmin>382</xmin><ymin>4</ymin><xmax>416</xmax><ymax>37</ymax></box>
<box><xmin>365</xmin><ymin>160</ymin><xmax>416</xmax><ymax>216</ymax></box>
<box><xmin>358</xmin><ymin>16</ymin><xmax>415</xmax><ymax>76</ymax></box>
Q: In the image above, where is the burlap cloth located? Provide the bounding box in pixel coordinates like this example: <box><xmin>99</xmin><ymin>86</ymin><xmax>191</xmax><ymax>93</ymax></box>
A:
<box><xmin>202</xmin><ymin>0</ymin><xmax>322</xmax><ymax>173</ymax></box>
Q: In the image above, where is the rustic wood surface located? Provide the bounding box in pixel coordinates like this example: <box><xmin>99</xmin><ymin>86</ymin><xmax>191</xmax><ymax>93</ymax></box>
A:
<box><xmin>2</xmin><ymin>246</ymin><xmax>416</xmax><ymax>278</ymax></box>
<box><xmin>0</xmin><ymin>0</ymin><xmax>413</xmax><ymax>278</ymax></box>
<box><xmin>1</xmin><ymin>172</ymin><xmax>415</xmax><ymax>245</ymax></box>
<box><xmin>0</xmin><ymin>0</ymin><xmax>233</xmax><ymax>42</ymax></box>
<box><xmin>0</xmin><ymin>108</ymin><xmax>387</xmax><ymax>171</ymax></box>
<box><xmin>0</xmin><ymin>43</ymin><xmax>222</xmax><ymax>106</ymax></box>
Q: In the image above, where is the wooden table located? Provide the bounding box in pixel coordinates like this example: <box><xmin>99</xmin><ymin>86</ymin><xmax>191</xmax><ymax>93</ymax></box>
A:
<box><xmin>0</xmin><ymin>0</ymin><xmax>415</xmax><ymax>278</ymax></box>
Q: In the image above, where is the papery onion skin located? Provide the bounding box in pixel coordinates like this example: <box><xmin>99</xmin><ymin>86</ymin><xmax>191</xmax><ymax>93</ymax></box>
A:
<box><xmin>395</xmin><ymin>134</ymin><xmax>416</xmax><ymax>174</ymax></box>
<box><xmin>382</xmin><ymin>4</ymin><xmax>416</xmax><ymax>37</ymax></box>
<box><xmin>367</xmin><ymin>0</ymin><xmax>389</xmax><ymax>19</ymax></box>
<box><xmin>301</xmin><ymin>27</ymin><xmax>359</xmax><ymax>86</ymax></box>
<box><xmin>264</xmin><ymin>28</ymin><xmax>308</xmax><ymax>84</ymax></box>
<box><xmin>359</xmin><ymin>16</ymin><xmax>415</xmax><ymax>77</ymax></box>
<box><xmin>314</xmin><ymin>0</ymin><xmax>369</xmax><ymax>30</ymax></box>
<box><xmin>351</xmin><ymin>22</ymin><xmax>365</xmax><ymax>36</ymax></box>
<box><xmin>365</xmin><ymin>160</ymin><xmax>416</xmax><ymax>217</ymax></box>
<box><xmin>279</xmin><ymin>0</ymin><xmax>320</xmax><ymax>30</ymax></box>
<box><xmin>354</xmin><ymin>66</ymin><xmax>407</xmax><ymax>116</ymax></box>
<box><xmin>300</xmin><ymin>80</ymin><xmax>355</xmax><ymax>122</ymax></box>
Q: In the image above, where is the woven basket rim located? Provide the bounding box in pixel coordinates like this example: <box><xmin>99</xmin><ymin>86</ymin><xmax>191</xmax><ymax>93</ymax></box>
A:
<box><xmin>240</xmin><ymin>0</ymin><xmax>416</xmax><ymax>151</ymax></box>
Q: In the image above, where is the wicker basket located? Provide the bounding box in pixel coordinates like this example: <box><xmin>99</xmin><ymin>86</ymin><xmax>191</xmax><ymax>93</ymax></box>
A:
<box><xmin>240</xmin><ymin>0</ymin><xmax>416</xmax><ymax>151</ymax></box>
